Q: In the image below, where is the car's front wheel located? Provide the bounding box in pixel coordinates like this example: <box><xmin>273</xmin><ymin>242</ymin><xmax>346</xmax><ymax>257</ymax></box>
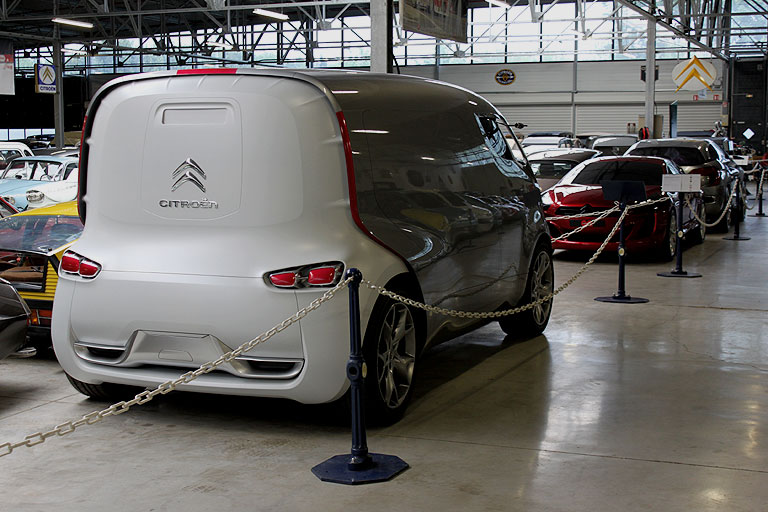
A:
<box><xmin>657</xmin><ymin>211</ymin><xmax>677</xmax><ymax>261</ymax></box>
<box><xmin>499</xmin><ymin>242</ymin><xmax>553</xmax><ymax>338</ymax></box>
<box><xmin>688</xmin><ymin>202</ymin><xmax>707</xmax><ymax>245</ymax></box>
<box><xmin>363</xmin><ymin>296</ymin><xmax>419</xmax><ymax>425</ymax></box>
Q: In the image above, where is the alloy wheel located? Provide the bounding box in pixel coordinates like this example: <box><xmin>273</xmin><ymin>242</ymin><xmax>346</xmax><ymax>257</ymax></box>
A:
<box><xmin>530</xmin><ymin>251</ymin><xmax>554</xmax><ymax>326</ymax></box>
<box><xmin>375</xmin><ymin>303</ymin><xmax>416</xmax><ymax>409</ymax></box>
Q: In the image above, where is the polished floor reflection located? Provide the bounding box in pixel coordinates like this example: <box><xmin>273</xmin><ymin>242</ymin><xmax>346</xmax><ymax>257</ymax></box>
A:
<box><xmin>1</xmin><ymin>195</ymin><xmax>767</xmax><ymax>511</ymax></box>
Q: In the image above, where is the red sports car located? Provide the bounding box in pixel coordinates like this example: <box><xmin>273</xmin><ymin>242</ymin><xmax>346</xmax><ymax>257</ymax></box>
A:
<box><xmin>542</xmin><ymin>156</ymin><xmax>706</xmax><ymax>260</ymax></box>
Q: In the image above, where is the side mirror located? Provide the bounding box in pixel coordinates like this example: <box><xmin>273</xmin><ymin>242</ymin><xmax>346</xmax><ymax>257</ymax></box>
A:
<box><xmin>0</xmin><ymin>278</ymin><xmax>30</xmax><ymax>359</ymax></box>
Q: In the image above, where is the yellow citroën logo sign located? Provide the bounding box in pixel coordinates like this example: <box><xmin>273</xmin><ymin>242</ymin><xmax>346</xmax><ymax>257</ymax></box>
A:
<box><xmin>673</xmin><ymin>56</ymin><xmax>717</xmax><ymax>92</ymax></box>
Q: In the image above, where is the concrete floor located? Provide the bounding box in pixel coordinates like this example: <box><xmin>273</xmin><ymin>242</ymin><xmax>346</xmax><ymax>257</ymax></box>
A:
<box><xmin>2</xmin><ymin>201</ymin><xmax>767</xmax><ymax>511</ymax></box>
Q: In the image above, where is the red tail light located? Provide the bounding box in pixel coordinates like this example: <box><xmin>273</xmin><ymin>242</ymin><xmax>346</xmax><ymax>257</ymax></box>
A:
<box><xmin>266</xmin><ymin>262</ymin><xmax>343</xmax><ymax>289</ymax></box>
<box><xmin>307</xmin><ymin>266</ymin><xmax>339</xmax><ymax>286</ymax></box>
<box><xmin>269</xmin><ymin>272</ymin><xmax>298</xmax><ymax>288</ymax></box>
<box><xmin>60</xmin><ymin>250</ymin><xmax>102</xmax><ymax>279</ymax></box>
<box><xmin>690</xmin><ymin>166</ymin><xmax>721</xmax><ymax>186</ymax></box>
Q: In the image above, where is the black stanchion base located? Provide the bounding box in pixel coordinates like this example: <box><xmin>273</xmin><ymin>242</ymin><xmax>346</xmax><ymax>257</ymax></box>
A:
<box><xmin>595</xmin><ymin>295</ymin><xmax>649</xmax><ymax>304</ymax></box>
<box><xmin>312</xmin><ymin>453</ymin><xmax>409</xmax><ymax>485</ymax></box>
<box><xmin>723</xmin><ymin>235</ymin><xmax>751</xmax><ymax>240</ymax></box>
<box><xmin>750</xmin><ymin>213</ymin><xmax>766</xmax><ymax>217</ymax></box>
<box><xmin>657</xmin><ymin>270</ymin><xmax>702</xmax><ymax>278</ymax></box>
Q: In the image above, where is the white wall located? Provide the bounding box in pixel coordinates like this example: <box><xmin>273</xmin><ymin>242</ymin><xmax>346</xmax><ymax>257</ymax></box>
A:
<box><xmin>402</xmin><ymin>60</ymin><xmax>726</xmax><ymax>136</ymax></box>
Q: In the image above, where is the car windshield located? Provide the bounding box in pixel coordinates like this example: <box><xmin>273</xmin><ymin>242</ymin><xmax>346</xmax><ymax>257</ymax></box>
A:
<box><xmin>567</xmin><ymin>160</ymin><xmax>664</xmax><ymax>186</ymax></box>
<box><xmin>530</xmin><ymin>160</ymin><xmax>578</xmax><ymax>178</ymax></box>
<box><xmin>0</xmin><ymin>150</ymin><xmax>21</xmax><ymax>160</ymax></box>
<box><xmin>0</xmin><ymin>215</ymin><xmax>84</xmax><ymax>253</ymax></box>
<box><xmin>1</xmin><ymin>160</ymin><xmax>67</xmax><ymax>181</ymax></box>
<box><xmin>629</xmin><ymin>146</ymin><xmax>705</xmax><ymax>166</ymax></box>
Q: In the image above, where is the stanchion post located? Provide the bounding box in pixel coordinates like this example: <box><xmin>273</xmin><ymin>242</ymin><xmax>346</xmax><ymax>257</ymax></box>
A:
<box><xmin>751</xmin><ymin>169</ymin><xmax>765</xmax><ymax>217</ymax></box>
<box><xmin>724</xmin><ymin>180</ymin><xmax>751</xmax><ymax>241</ymax></box>
<box><xmin>311</xmin><ymin>268</ymin><xmax>409</xmax><ymax>485</ymax></box>
<box><xmin>658</xmin><ymin>192</ymin><xmax>702</xmax><ymax>278</ymax></box>
<box><xmin>595</xmin><ymin>181</ymin><xmax>649</xmax><ymax>304</ymax></box>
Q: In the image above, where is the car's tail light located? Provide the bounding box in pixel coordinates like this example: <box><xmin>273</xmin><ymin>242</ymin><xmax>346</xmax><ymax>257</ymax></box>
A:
<box><xmin>690</xmin><ymin>166</ymin><xmax>721</xmax><ymax>186</ymax></box>
<box><xmin>307</xmin><ymin>266</ymin><xmax>339</xmax><ymax>286</ymax></box>
<box><xmin>266</xmin><ymin>262</ymin><xmax>343</xmax><ymax>289</ymax></box>
<box><xmin>60</xmin><ymin>250</ymin><xmax>101</xmax><ymax>279</ymax></box>
<box><xmin>269</xmin><ymin>271</ymin><xmax>298</xmax><ymax>288</ymax></box>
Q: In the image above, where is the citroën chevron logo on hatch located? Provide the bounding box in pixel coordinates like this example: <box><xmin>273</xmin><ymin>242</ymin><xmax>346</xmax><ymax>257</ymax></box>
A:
<box><xmin>171</xmin><ymin>158</ymin><xmax>207</xmax><ymax>193</ymax></box>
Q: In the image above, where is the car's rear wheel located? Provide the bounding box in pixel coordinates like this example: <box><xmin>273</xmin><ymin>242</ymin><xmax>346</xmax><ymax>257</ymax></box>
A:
<box><xmin>65</xmin><ymin>373</ymin><xmax>144</xmax><ymax>401</ymax></box>
<box><xmin>363</xmin><ymin>296</ymin><xmax>418</xmax><ymax>425</ymax></box>
<box><xmin>499</xmin><ymin>242</ymin><xmax>553</xmax><ymax>338</ymax></box>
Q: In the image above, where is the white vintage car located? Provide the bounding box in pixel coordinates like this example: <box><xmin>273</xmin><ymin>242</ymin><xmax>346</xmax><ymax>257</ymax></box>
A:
<box><xmin>24</xmin><ymin>160</ymin><xmax>79</xmax><ymax>209</ymax></box>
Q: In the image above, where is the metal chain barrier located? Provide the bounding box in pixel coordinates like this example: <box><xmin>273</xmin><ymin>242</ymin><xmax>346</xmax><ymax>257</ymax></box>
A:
<box><xmin>547</xmin><ymin>208</ymin><xmax>618</xmax><ymax>221</ymax></box>
<box><xmin>0</xmin><ymin>194</ymin><xmax>674</xmax><ymax>458</ymax></box>
<box><xmin>364</xmin><ymin>206</ymin><xmax>631</xmax><ymax>320</ymax></box>
<box><xmin>0</xmin><ymin>276</ymin><xmax>354</xmax><ymax>458</ymax></box>
<box><xmin>551</xmin><ymin>206</ymin><xmax>618</xmax><ymax>242</ymax></box>
<box><xmin>686</xmin><ymin>178</ymin><xmax>739</xmax><ymax>228</ymax></box>
<box><xmin>551</xmin><ymin>196</ymin><xmax>670</xmax><ymax>242</ymax></box>
<box><xmin>744</xmin><ymin>169</ymin><xmax>764</xmax><ymax>211</ymax></box>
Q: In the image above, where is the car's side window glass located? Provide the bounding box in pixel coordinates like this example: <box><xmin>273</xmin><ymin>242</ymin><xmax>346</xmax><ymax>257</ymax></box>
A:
<box><xmin>475</xmin><ymin>114</ymin><xmax>530</xmax><ymax>180</ymax></box>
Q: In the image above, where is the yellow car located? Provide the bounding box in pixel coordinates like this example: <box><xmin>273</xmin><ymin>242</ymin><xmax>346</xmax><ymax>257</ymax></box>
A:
<box><xmin>0</xmin><ymin>201</ymin><xmax>82</xmax><ymax>347</ymax></box>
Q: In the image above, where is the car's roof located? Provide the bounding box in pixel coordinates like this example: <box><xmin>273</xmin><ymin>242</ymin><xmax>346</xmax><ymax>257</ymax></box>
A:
<box><xmin>632</xmin><ymin>138</ymin><xmax>708</xmax><ymax>149</ymax></box>
<box><xmin>585</xmin><ymin>155</ymin><xmax>670</xmax><ymax>165</ymax></box>
<box><xmin>528</xmin><ymin>149</ymin><xmax>599</xmax><ymax>161</ymax></box>
<box><xmin>14</xmin><ymin>200</ymin><xmax>79</xmax><ymax>218</ymax></box>
<box><xmin>9</xmin><ymin>155</ymin><xmax>79</xmax><ymax>164</ymax></box>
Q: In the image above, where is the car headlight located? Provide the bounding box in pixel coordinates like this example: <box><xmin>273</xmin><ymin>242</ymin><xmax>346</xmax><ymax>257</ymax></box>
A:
<box><xmin>3</xmin><ymin>196</ymin><xmax>14</xmax><ymax>205</ymax></box>
<box><xmin>26</xmin><ymin>191</ymin><xmax>44</xmax><ymax>202</ymax></box>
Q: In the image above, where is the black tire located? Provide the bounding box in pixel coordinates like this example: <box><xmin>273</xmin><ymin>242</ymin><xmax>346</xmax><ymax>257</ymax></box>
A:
<box><xmin>499</xmin><ymin>242</ymin><xmax>554</xmax><ymax>338</ymax></box>
<box><xmin>657</xmin><ymin>210</ymin><xmax>677</xmax><ymax>261</ymax></box>
<box><xmin>65</xmin><ymin>373</ymin><xmax>144</xmax><ymax>401</ymax></box>
<box><xmin>688</xmin><ymin>202</ymin><xmax>707</xmax><ymax>245</ymax></box>
<box><xmin>362</xmin><ymin>294</ymin><xmax>419</xmax><ymax>425</ymax></box>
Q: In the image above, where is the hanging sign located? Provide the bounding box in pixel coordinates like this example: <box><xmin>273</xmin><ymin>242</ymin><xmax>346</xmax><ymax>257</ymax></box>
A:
<box><xmin>400</xmin><ymin>0</ymin><xmax>468</xmax><ymax>43</ymax></box>
<box><xmin>673</xmin><ymin>56</ymin><xmax>717</xmax><ymax>92</ymax></box>
<box><xmin>0</xmin><ymin>39</ymin><xmax>14</xmax><ymax>95</ymax></box>
<box><xmin>35</xmin><ymin>64</ymin><xmax>56</xmax><ymax>94</ymax></box>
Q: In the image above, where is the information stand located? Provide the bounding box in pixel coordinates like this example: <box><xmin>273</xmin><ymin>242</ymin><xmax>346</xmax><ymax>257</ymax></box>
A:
<box><xmin>657</xmin><ymin>174</ymin><xmax>702</xmax><ymax>278</ymax></box>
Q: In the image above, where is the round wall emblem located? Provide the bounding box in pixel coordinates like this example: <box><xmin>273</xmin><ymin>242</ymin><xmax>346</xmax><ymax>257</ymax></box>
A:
<box><xmin>495</xmin><ymin>69</ymin><xmax>516</xmax><ymax>85</ymax></box>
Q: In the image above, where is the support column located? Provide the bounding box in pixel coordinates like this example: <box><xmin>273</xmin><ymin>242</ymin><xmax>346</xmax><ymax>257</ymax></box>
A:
<box><xmin>53</xmin><ymin>40</ymin><xmax>65</xmax><ymax>149</ymax></box>
<box><xmin>644</xmin><ymin>19</ymin><xmax>656</xmax><ymax>137</ymax></box>
<box><xmin>370</xmin><ymin>0</ymin><xmax>393</xmax><ymax>73</ymax></box>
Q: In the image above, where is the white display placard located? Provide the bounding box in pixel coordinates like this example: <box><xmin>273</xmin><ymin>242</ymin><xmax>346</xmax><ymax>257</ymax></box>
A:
<box><xmin>662</xmin><ymin>174</ymin><xmax>702</xmax><ymax>193</ymax></box>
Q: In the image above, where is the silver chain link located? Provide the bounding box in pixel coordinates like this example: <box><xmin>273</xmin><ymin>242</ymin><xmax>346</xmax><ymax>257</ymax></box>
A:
<box><xmin>550</xmin><ymin>196</ymin><xmax>670</xmax><ymax>242</ymax></box>
<box><xmin>363</xmin><ymin>205</ymin><xmax>631</xmax><ymax>320</ymax></box>
<box><xmin>744</xmin><ymin>170</ymin><xmax>764</xmax><ymax>211</ymax></box>
<box><xmin>686</xmin><ymin>178</ymin><xmax>738</xmax><ymax>228</ymax></box>
<box><xmin>0</xmin><ymin>276</ymin><xmax>354</xmax><ymax>458</ymax></box>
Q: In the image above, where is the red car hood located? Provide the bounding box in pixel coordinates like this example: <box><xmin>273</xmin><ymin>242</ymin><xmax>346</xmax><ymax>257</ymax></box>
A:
<box><xmin>546</xmin><ymin>184</ymin><xmax>662</xmax><ymax>207</ymax></box>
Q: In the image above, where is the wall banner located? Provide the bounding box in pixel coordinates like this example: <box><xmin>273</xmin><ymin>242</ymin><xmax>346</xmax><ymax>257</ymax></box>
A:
<box><xmin>0</xmin><ymin>40</ymin><xmax>14</xmax><ymax>96</ymax></box>
<box><xmin>400</xmin><ymin>0</ymin><xmax>468</xmax><ymax>43</ymax></box>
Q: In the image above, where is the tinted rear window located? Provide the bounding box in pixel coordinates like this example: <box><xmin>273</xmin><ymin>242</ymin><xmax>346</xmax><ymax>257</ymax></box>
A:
<box><xmin>531</xmin><ymin>161</ymin><xmax>577</xmax><ymax>178</ymax></box>
<box><xmin>569</xmin><ymin>160</ymin><xmax>665</xmax><ymax>186</ymax></box>
<box><xmin>629</xmin><ymin>146</ymin><xmax>705</xmax><ymax>166</ymax></box>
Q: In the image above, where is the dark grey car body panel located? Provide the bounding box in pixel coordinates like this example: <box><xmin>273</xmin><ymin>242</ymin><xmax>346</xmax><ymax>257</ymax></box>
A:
<box><xmin>317</xmin><ymin>73</ymin><xmax>548</xmax><ymax>339</ymax></box>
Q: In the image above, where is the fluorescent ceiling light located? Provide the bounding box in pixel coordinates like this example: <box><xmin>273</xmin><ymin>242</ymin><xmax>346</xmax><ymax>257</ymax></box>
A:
<box><xmin>486</xmin><ymin>0</ymin><xmax>510</xmax><ymax>8</ymax></box>
<box><xmin>61</xmin><ymin>48</ymin><xmax>88</xmax><ymax>55</ymax></box>
<box><xmin>52</xmin><ymin>17</ymin><xmax>94</xmax><ymax>29</ymax></box>
<box><xmin>253</xmin><ymin>9</ymin><xmax>289</xmax><ymax>21</ymax></box>
<box><xmin>351</xmin><ymin>129</ymin><xmax>389</xmax><ymax>134</ymax></box>
<box><xmin>331</xmin><ymin>90</ymin><xmax>359</xmax><ymax>94</ymax></box>
<box><xmin>207</xmin><ymin>41</ymin><xmax>233</xmax><ymax>49</ymax></box>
